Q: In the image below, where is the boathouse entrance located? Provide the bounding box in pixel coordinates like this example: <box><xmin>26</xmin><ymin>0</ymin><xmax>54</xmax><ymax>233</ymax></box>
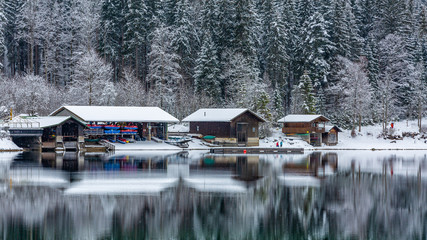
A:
<box><xmin>236</xmin><ymin>123</ymin><xmax>248</xmax><ymax>145</ymax></box>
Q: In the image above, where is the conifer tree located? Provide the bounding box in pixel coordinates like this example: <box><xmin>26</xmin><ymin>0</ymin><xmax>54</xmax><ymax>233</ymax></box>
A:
<box><xmin>147</xmin><ymin>23</ymin><xmax>183</xmax><ymax>112</ymax></box>
<box><xmin>99</xmin><ymin>0</ymin><xmax>125</xmax><ymax>82</ymax></box>
<box><xmin>194</xmin><ymin>32</ymin><xmax>222</xmax><ymax>101</ymax></box>
<box><xmin>302</xmin><ymin>11</ymin><xmax>334</xmax><ymax>89</ymax></box>
<box><xmin>171</xmin><ymin>0</ymin><xmax>199</xmax><ymax>82</ymax></box>
<box><xmin>261</xmin><ymin>0</ymin><xmax>288</xmax><ymax>87</ymax></box>
<box><xmin>123</xmin><ymin>0</ymin><xmax>148</xmax><ymax>80</ymax></box>
<box><xmin>293</xmin><ymin>71</ymin><xmax>317</xmax><ymax>114</ymax></box>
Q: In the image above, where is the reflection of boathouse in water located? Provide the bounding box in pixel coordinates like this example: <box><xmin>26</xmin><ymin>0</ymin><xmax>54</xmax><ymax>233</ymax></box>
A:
<box><xmin>282</xmin><ymin>152</ymin><xmax>338</xmax><ymax>178</ymax></box>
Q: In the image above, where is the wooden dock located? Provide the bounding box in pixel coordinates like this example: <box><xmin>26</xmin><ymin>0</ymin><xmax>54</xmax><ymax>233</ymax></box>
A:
<box><xmin>210</xmin><ymin>147</ymin><xmax>304</xmax><ymax>154</ymax></box>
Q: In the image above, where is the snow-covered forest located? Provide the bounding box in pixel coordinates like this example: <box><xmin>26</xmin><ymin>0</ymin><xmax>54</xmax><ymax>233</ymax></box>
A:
<box><xmin>0</xmin><ymin>0</ymin><xmax>426</xmax><ymax>131</ymax></box>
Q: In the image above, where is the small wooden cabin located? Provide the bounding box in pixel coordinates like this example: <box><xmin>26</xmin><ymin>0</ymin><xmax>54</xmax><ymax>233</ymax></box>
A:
<box><xmin>322</xmin><ymin>125</ymin><xmax>342</xmax><ymax>146</ymax></box>
<box><xmin>7</xmin><ymin>115</ymin><xmax>87</xmax><ymax>151</ymax></box>
<box><xmin>182</xmin><ymin>109</ymin><xmax>266</xmax><ymax>146</ymax></box>
<box><xmin>278</xmin><ymin>114</ymin><xmax>330</xmax><ymax>146</ymax></box>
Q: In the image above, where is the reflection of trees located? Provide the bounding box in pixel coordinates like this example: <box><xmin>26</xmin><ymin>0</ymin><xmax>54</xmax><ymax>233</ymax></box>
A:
<box><xmin>1</xmin><ymin>172</ymin><xmax>427</xmax><ymax>239</ymax></box>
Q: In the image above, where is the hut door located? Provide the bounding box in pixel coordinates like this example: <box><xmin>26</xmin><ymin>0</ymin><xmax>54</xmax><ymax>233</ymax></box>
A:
<box><xmin>237</xmin><ymin>123</ymin><xmax>248</xmax><ymax>144</ymax></box>
<box><xmin>62</xmin><ymin>123</ymin><xmax>78</xmax><ymax>141</ymax></box>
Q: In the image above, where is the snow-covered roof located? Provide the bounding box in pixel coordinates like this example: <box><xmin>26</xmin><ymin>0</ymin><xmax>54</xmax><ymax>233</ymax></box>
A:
<box><xmin>26</xmin><ymin>116</ymin><xmax>87</xmax><ymax>128</ymax></box>
<box><xmin>50</xmin><ymin>106</ymin><xmax>179</xmax><ymax>123</ymax></box>
<box><xmin>182</xmin><ymin>108</ymin><xmax>266</xmax><ymax>122</ymax></box>
<box><xmin>277</xmin><ymin>114</ymin><xmax>330</xmax><ymax>123</ymax></box>
<box><xmin>3</xmin><ymin>115</ymin><xmax>86</xmax><ymax>129</ymax></box>
<box><xmin>325</xmin><ymin>125</ymin><xmax>343</xmax><ymax>132</ymax></box>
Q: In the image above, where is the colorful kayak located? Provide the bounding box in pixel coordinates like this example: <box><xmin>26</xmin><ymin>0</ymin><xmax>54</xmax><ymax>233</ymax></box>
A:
<box><xmin>123</xmin><ymin>125</ymin><xmax>138</xmax><ymax>130</ymax></box>
<box><xmin>87</xmin><ymin>124</ymin><xmax>103</xmax><ymax>129</ymax></box>
<box><xmin>104</xmin><ymin>125</ymin><xmax>120</xmax><ymax>130</ymax></box>
<box><xmin>104</xmin><ymin>129</ymin><xmax>121</xmax><ymax>134</ymax></box>
<box><xmin>121</xmin><ymin>129</ymin><xmax>137</xmax><ymax>134</ymax></box>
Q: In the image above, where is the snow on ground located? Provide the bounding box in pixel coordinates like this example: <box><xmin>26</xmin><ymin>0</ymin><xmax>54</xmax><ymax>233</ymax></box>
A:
<box><xmin>0</xmin><ymin>134</ymin><xmax>21</xmax><ymax>151</ymax></box>
<box><xmin>259</xmin><ymin>127</ymin><xmax>314</xmax><ymax>149</ymax></box>
<box><xmin>168</xmin><ymin>123</ymin><xmax>189</xmax><ymax>133</ymax></box>
<box><xmin>318</xmin><ymin>119</ymin><xmax>427</xmax><ymax>150</ymax></box>
<box><xmin>112</xmin><ymin>141</ymin><xmax>182</xmax><ymax>151</ymax></box>
<box><xmin>112</xmin><ymin>139</ymin><xmax>211</xmax><ymax>151</ymax></box>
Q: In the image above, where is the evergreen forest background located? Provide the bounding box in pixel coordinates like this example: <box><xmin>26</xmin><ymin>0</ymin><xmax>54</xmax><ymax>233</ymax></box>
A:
<box><xmin>0</xmin><ymin>0</ymin><xmax>426</xmax><ymax>132</ymax></box>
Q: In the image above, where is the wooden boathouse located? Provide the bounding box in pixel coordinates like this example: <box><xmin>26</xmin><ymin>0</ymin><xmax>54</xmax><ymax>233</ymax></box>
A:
<box><xmin>182</xmin><ymin>108</ymin><xmax>266</xmax><ymax>146</ymax></box>
<box><xmin>278</xmin><ymin>114</ymin><xmax>331</xmax><ymax>146</ymax></box>
<box><xmin>50</xmin><ymin>105</ymin><xmax>179</xmax><ymax>141</ymax></box>
<box><xmin>5</xmin><ymin>115</ymin><xmax>87</xmax><ymax>151</ymax></box>
<box><xmin>322</xmin><ymin>125</ymin><xmax>342</xmax><ymax>146</ymax></box>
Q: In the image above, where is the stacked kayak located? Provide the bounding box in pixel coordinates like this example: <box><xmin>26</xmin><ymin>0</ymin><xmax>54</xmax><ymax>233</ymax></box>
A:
<box><xmin>123</xmin><ymin>125</ymin><xmax>138</xmax><ymax>130</ymax></box>
<box><xmin>86</xmin><ymin>124</ymin><xmax>139</xmax><ymax>135</ymax></box>
<box><xmin>104</xmin><ymin>129</ymin><xmax>120</xmax><ymax>134</ymax></box>
<box><xmin>104</xmin><ymin>125</ymin><xmax>120</xmax><ymax>130</ymax></box>
<box><xmin>121</xmin><ymin>129</ymin><xmax>137</xmax><ymax>134</ymax></box>
<box><xmin>87</xmin><ymin>124</ymin><xmax>103</xmax><ymax>129</ymax></box>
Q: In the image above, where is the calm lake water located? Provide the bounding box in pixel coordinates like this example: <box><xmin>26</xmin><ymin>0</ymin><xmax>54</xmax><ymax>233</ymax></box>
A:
<box><xmin>1</xmin><ymin>150</ymin><xmax>427</xmax><ymax>240</ymax></box>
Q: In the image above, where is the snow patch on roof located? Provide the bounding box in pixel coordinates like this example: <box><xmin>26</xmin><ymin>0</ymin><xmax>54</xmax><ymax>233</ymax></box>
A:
<box><xmin>182</xmin><ymin>108</ymin><xmax>265</xmax><ymax>122</ymax></box>
<box><xmin>26</xmin><ymin>116</ymin><xmax>75</xmax><ymax>128</ymax></box>
<box><xmin>278</xmin><ymin>114</ymin><xmax>329</xmax><ymax>123</ymax></box>
<box><xmin>325</xmin><ymin>125</ymin><xmax>343</xmax><ymax>132</ymax></box>
<box><xmin>51</xmin><ymin>106</ymin><xmax>179</xmax><ymax>123</ymax></box>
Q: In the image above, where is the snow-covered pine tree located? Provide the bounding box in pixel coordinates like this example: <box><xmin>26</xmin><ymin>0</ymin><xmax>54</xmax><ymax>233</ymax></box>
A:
<box><xmin>375</xmin><ymin>0</ymin><xmax>407</xmax><ymax>39</ymax></box>
<box><xmin>98</xmin><ymin>0</ymin><xmax>125</xmax><ymax>82</ymax></box>
<box><xmin>333</xmin><ymin>56</ymin><xmax>372</xmax><ymax>132</ymax></box>
<box><xmin>68</xmin><ymin>49</ymin><xmax>113</xmax><ymax>106</ymax></box>
<box><xmin>123</xmin><ymin>0</ymin><xmax>148</xmax><ymax>80</ymax></box>
<box><xmin>194</xmin><ymin>32</ymin><xmax>221</xmax><ymax>101</ymax></box>
<box><xmin>301</xmin><ymin>10</ymin><xmax>334</xmax><ymax>90</ymax></box>
<box><xmin>16</xmin><ymin>0</ymin><xmax>43</xmax><ymax>75</ymax></box>
<box><xmin>171</xmin><ymin>0</ymin><xmax>199</xmax><ymax>83</ymax></box>
<box><xmin>0</xmin><ymin>0</ymin><xmax>5</xmax><ymax>69</ymax></box>
<box><xmin>221</xmin><ymin>52</ymin><xmax>264</xmax><ymax>109</ymax></box>
<box><xmin>3</xmin><ymin>0</ymin><xmax>25</xmax><ymax>75</ymax></box>
<box><xmin>147</xmin><ymin>23</ymin><xmax>183</xmax><ymax>113</ymax></box>
<box><xmin>377</xmin><ymin>34</ymin><xmax>414</xmax><ymax>131</ymax></box>
<box><xmin>261</xmin><ymin>0</ymin><xmax>288</xmax><ymax>88</ymax></box>
<box><xmin>233</xmin><ymin>0</ymin><xmax>260</xmax><ymax>71</ymax></box>
<box><xmin>272</xmin><ymin>83</ymin><xmax>285</xmax><ymax>121</ymax></box>
<box><xmin>292</xmin><ymin>71</ymin><xmax>317</xmax><ymax>114</ymax></box>
<box><xmin>413</xmin><ymin>62</ymin><xmax>426</xmax><ymax>132</ymax></box>
<box><xmin>282</xmin><ymin>0</ymin><xmax>300</xmax><ymax>114</ymax></box>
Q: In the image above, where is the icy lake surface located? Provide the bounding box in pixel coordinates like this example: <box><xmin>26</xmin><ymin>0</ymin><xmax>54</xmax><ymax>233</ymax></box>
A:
<box><xmin>1</xmin><ymin>150</ymin><xmax>427</xmax><ymax>239</ymax></box>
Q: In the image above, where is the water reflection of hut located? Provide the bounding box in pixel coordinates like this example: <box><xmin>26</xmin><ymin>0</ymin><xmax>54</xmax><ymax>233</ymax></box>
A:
<box><xmin>192</xmin><ymin>155</ymin><xmax>260</xmax><ymax>181</ymax></box>
<box><xmin>282</xmin><ymin>152</ymin><xmax>338</xmax><ymax>178</ymax></box>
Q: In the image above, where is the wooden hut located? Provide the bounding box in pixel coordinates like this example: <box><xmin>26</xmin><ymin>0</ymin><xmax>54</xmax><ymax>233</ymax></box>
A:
<box><xmin>182</xmin><ymin>109</ymin><xmax>266</xmax><ymax>146</ymax></box>
<box><xmin>278</xmin><ymin>114</ymin><xmax>330</xmax><ymax>146</ymax></box>
<box><xmin>6</xmin><ymin>115</ymin><xmax>87</xmax><ymax>151</ymax></box>
<box><xmin>322</xmin><ymin>125</ymin><xmax>342</xmax><ymax>146</ymax></box>
<box><xmin>50</xmin><ymin>105</ymin><xmax>179</xmax><ymax>141</ymax></box>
